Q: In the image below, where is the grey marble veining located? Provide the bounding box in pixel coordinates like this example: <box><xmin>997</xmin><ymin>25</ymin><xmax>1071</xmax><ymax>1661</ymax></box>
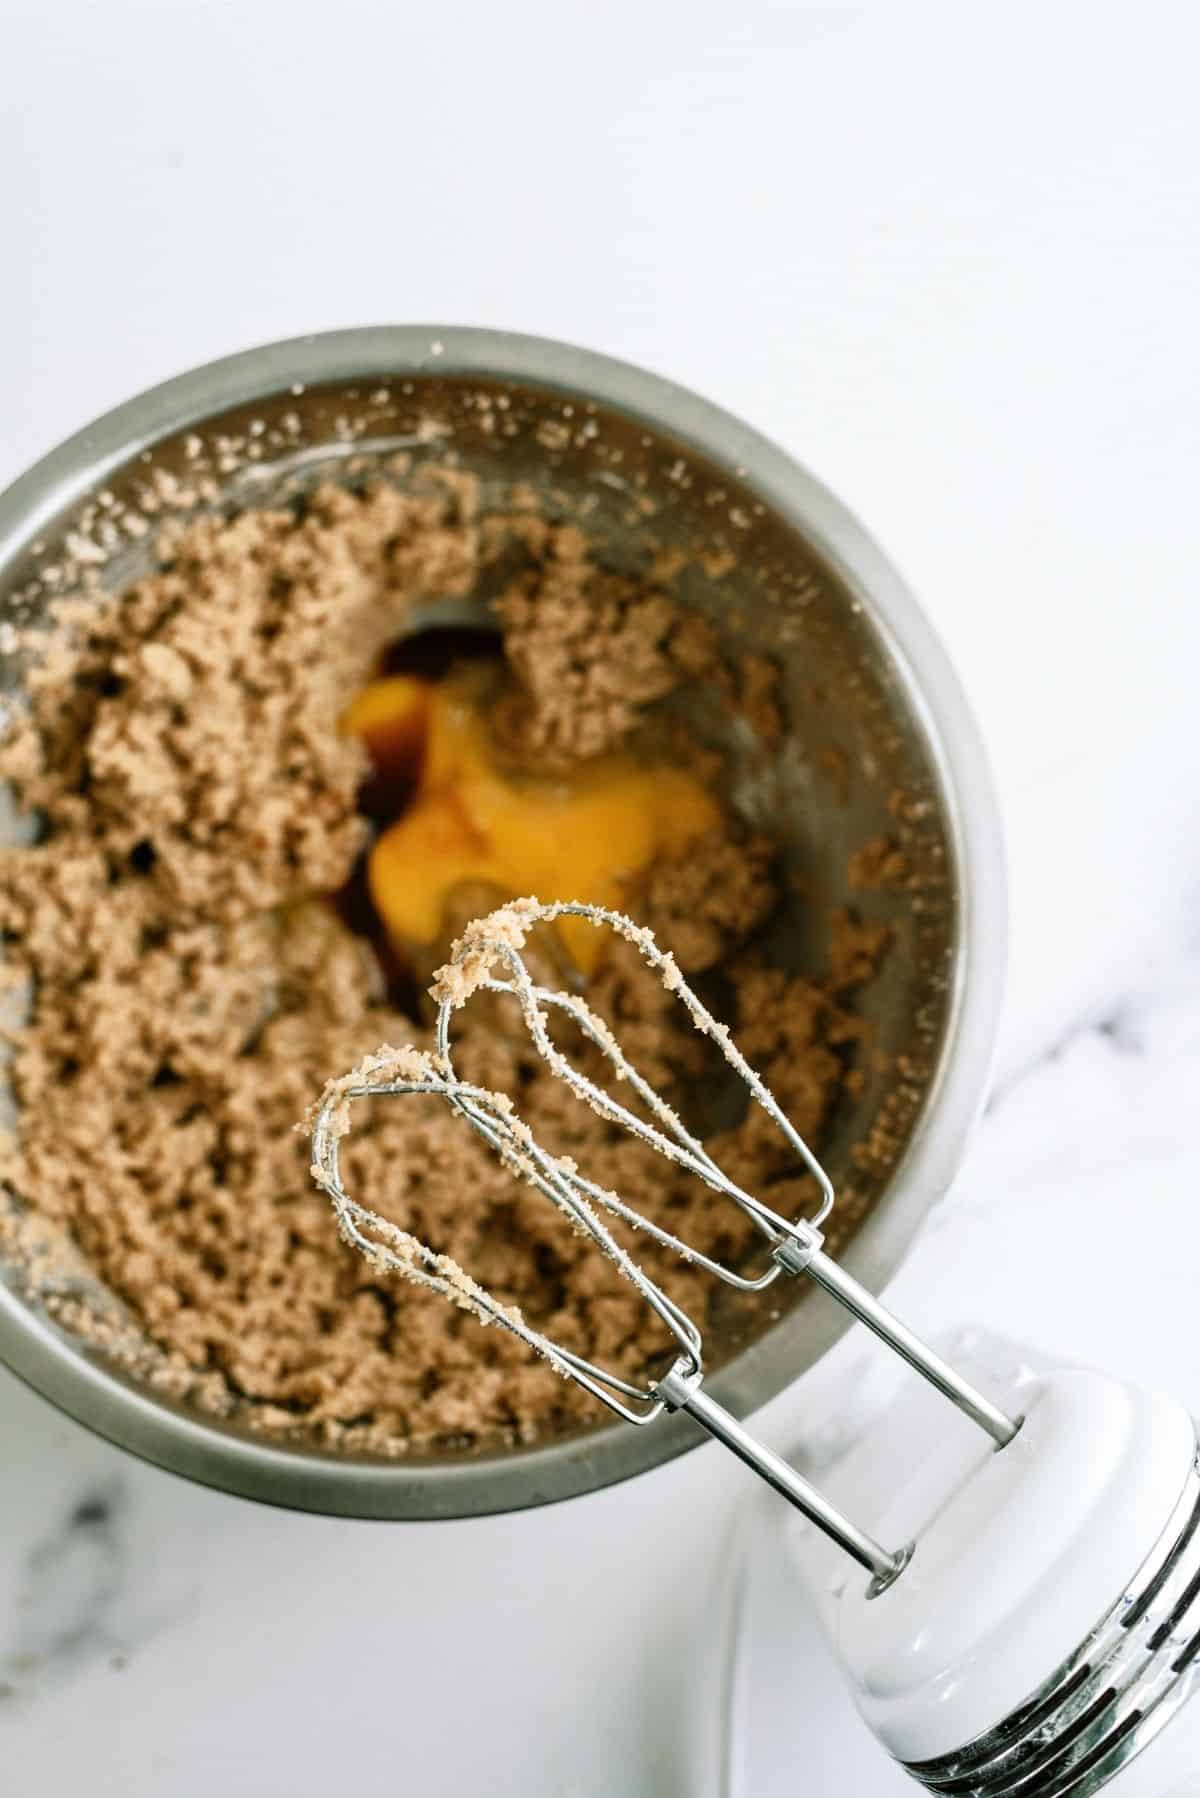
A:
<box><xmin>3</xmin><ymin>1482</ymin><xmax>128</xmax><ymax>1699</ymax></box>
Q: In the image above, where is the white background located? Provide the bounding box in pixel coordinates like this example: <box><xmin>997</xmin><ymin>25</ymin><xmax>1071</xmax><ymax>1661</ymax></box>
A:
<box><xmin>3</xmin><ymin>4</ymin><xmax>1200</xmax><ymax>1793</ymax></box>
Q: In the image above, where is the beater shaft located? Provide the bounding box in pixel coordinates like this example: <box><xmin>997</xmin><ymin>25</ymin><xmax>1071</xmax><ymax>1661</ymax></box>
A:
<box><xmin>656</xmin><ymin>1362</ymin><xmax>911</xmax><ymax>1589</ymax></box>
<box><xmin>799</xmin><ymin>1248</ymin><xmax>1019</xmax><ymax>1448</ymax></box>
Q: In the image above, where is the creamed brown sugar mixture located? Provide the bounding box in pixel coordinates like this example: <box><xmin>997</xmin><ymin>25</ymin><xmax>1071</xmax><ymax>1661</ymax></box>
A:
<box><xmin>0</xmin><ymin>474</ymin><xmax>886</xmax><ymax>1453</ymax></box>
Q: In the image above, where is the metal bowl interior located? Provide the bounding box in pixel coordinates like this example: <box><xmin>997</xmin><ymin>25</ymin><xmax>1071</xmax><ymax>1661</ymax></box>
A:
<box><xmin>0</xmin><ymin>328</ymin><xmax>1006</xmax><ymax>1518</ymax></box>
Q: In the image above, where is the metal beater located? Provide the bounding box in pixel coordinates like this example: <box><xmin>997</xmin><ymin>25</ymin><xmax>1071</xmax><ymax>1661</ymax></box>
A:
<box><xmin>309</xmin><ymin>896</ymin><xmax>1021</xmax><ymax>1595</ymax></box>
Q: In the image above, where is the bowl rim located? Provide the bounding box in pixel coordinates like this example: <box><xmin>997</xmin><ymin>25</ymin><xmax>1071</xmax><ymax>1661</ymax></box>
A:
<box><xmin>0</xmin><ymin>325</ymin><xmax>1008</xmax><ymax>1519</ymax></box>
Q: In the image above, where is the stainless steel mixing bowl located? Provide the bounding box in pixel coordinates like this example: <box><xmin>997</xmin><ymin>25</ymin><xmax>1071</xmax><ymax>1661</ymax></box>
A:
<box><xmin>0</xmin><ymin>327</ymin><xmax>1005</xmax><ymax>1518</ymax></box>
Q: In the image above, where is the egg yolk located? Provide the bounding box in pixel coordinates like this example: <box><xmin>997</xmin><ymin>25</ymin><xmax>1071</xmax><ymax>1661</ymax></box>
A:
<box><xmin>340</xmin><ymin>674</ymin><xmax>719</xmax><ymax>975</ymax></box>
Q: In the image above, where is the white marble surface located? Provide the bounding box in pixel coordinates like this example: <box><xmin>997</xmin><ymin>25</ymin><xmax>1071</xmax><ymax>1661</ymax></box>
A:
<box><xmin>3</xmin><ymin>3</ymin><xmax>1200</xmax><ymax>1792</ymax></box>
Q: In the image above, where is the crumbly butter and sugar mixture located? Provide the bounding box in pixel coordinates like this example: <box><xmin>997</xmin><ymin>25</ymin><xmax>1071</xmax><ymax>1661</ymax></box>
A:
<box><xmin>0</xmin><ymin>473</ymin><xmax>886</xmax><ymax>1453</ymax></box>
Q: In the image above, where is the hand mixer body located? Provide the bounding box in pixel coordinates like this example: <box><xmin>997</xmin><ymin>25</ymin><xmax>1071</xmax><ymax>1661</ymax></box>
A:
<box><xmin>780</xmin><ymin>1354</ymin><xmax>1200</xmax><ymax>1792</ymax></box>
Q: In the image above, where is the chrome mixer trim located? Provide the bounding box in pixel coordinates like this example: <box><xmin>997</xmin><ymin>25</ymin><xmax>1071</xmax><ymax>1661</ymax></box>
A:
<box><xmin>902</xmin><ymin>1446</ymin><xmax>1200</xmax><ymax>1795</ymax></box>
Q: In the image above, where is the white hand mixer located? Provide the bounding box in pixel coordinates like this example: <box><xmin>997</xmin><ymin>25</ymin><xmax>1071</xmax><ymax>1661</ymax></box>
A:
<box><xmin>310</xmin><ymin>899</ymin><xmax>1200</xmax><ymax>1795</ymax></box>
